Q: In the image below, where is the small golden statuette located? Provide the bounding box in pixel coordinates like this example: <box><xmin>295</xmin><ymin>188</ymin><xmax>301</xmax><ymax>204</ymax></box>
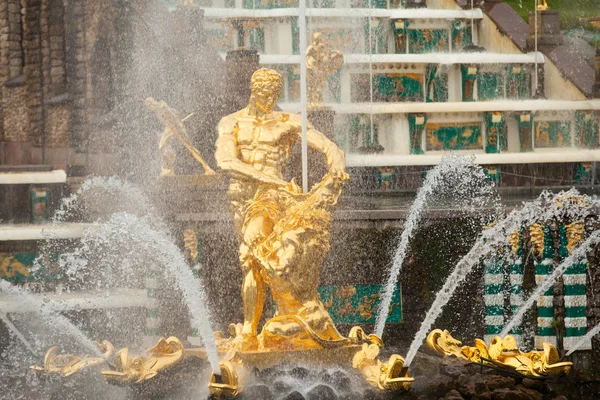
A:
<box><xmin>306</xmin><ymin>32</ymin><xmax>344</xmax><ymax>109</ymax></box>
<box><xmin>426</xmin><ymin>329</ymin><xmax>572</xmax><ymax>377</ymax></box>
<box><xmin>145</xmin><ymin>97</ymin><xmax>215</xmax><ymax>177</ymax></box>
<box><xmin>537</xmin><ymin>0</ymin><xmax>549</xmax><ymax>10</ymax></box>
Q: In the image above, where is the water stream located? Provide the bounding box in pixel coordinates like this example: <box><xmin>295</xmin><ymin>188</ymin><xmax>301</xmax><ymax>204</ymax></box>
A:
<box><xmin>403</xmin><ymin>189</ymin><xmax>595</xmax><ymax>366</ymax></box>
<box><xmin>374</xmin><ymin>155</ymin><xmax>498</xmax><ymax>337</ymax></box>
<box><xmin>566</xmin><ymin>323</ymin><xmax>600</xmax><ymax>356</ymax></box>
<box><xmin>38</xmin><ymin>177</ymin><xmax>221</xmax><ymax>372</ymax></box>
<box><xmin>60</xmin><ymin>212</ymin><xmax>221</xmax><ymax>373</ymax></box>
<box><xmin>0</xmin><ymin>313</ymin><xmax>35</xmax><ymax>356</ymax></box>
<box><xmin>0</xmin><ymin>280</ymin><xmax>102</xmax><ymax>357</ymax></box>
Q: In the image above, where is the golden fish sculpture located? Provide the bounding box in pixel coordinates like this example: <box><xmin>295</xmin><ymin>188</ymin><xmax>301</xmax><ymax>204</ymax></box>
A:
<box><xmin>426</xmin><ymin>329</ymin><xmax>572</xmax><ymax>377</ymax></box>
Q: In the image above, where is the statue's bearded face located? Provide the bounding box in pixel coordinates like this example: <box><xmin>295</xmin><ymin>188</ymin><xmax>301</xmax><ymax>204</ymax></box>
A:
<box><xmin>251</xmin><ymin>69</ymin><xmax>283</xmax><ymax>113</ymax></box>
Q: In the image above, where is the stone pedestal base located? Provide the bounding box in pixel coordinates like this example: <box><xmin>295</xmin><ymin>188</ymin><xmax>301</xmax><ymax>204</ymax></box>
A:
<box><xmin>1</xmin><ymin>141</ymin><xmax>32</xmax><ymax>165</ymax></box>
<box><xmin>307</xmin><ymin>107</ymin><xmax>335</xmax><ymax>141</ymax></box>
<box><xmin>528</xmin><ymin>10</ymin><xmax>563</xmax><ymax>48</ymax></box>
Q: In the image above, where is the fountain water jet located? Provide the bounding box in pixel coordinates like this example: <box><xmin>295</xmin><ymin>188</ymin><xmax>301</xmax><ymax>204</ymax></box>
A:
<box><xmin>403</xmin><ymin>189</ymin><xmax>596</xmax><ymax>367</ymax></box>
<box><xmin>0</xmin><ymin>280</ymin><xmax>102</xmax><ymax>357</ymax></box>
<box><xmin>0</xmin><ymin>313</ymin><xmax>36</xmax><ymax>356</ymax></box>
<box><xmin>566</xmin><ymin>323</ymin><xmax>600</xmax><ymax>356</ymax></box>
<box><xmin>375</xmin><ymin>154</ymin><xmax>499</xmax><ymax>337</ymax></box>
<box><xmin>58</xmin><ymin>212</ymin><xmax>221</xmax><ymax>373</ymax></box>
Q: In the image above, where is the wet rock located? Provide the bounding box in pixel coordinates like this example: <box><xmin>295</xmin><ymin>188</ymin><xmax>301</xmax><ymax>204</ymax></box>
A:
<box><xmin>443</xmin><ymin>389</ymin><xmax>465</xmax><ymax>399</ymax></box>
<box><xmin>306</xmin><ymin>384</ymin><xmax>338</xmax><ymax>400</ymax></box>
<box><xmin>330</xmin><ymin>370</ymin><xmax>352</xmax><ymax>392</ymax></box>
<box><xmin>410</xmin><ymin>353</ymin><xmax>441</xmax><ymax>376</ymax></box>
<box><xmin>317</xmin><ymin>370</ymin><xmax>333</xmax><ymax>385</ymax></box>
<box><xmin>338</xmin><ymin>392</ymin><xmax>362</xmax><ymax>400</ymax></box>
<box><xmin>515</xmin><ymin>384</ymin><xmax>542</xmax><ymax>400</ymax></box>
<box><xmin>240</xmin><ymin>384</ymin><xmax>273</xmax><ymax>400</ymax></box>
<box><xmin>550</xmin><ymin>396</ymin><xmax>568</xmax><ymax>400</ymax></box>
<box><xmin>521</xmin><ymin>378</ymin><xmax>549</xmax><ymax>393</ymax></box>
<box><xmin>412</xmin><ymin>374</ymin><xmax>455</xmax><ymax>397</ymax></box>
<box><xmin>273</xmin><ymin>380</ymin><xmax>293</xmax><ymax>394</ymax></box>
<box><xmin>290</xmin><ymin>367</ymin><xmax>310</xmax><ymax>380</ymax></box>
<box><xmin>490</xmin><ymin>388</ymin><xmax>529</xmax><ymax>400</ymax></box>
<box><xmin>472</xmin><ymin>392</ymin><xmax>492</xmax><ymax>400</ymax></box>
<box><xmin>485</xmin><ymin>375</ymin><xmax>516</xmax><ymax>390</ymax></box>
<box><xmin>283</xmin><ymin>391</ymin><xmax>306</xmax><ymax>400</ymax></box>
<box><xmin>457</xmin><ymin>377</ymin><xmax>474</xmax><ymax>397</ymax></box>
<box><xmin>442</xmin><ymin>362</ymin><xmax>470</xmax><ymax>378</ymax></box>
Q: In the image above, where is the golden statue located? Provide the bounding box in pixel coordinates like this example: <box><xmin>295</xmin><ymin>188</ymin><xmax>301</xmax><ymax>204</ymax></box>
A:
<box><xmin>426</xmin><ymin>329</ymin><xmax>572</xmax><ymax>377</ymax></box>
<box><xmin>306</xmin><ymin>32</ymin><xmax>344</xmax><ymax>109</ymax></box>
<box><xmin>145</xmin><ymin>97</ymin><xmax>215</xmax><ymax>177</ymax></box>
<box><xmin>215</xmin><ymin>67</ymin><xmax>348</xmax><ymax>352</ymax></box>
<box><xmin>537</xmin><ymin>0</ymin><xmax>549</xmax><ymax>10</ymax></box>
<box><xmin>32</xmin><ymin>67</ymin><xmax>414</xmax><ymax>397</ymax></box>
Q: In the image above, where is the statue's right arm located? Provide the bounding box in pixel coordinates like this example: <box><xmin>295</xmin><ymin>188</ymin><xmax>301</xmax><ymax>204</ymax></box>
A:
<box><xmin>215</xmin><ymin>117</ymin><xmax>288</xmax><ymax>186</ymax></box>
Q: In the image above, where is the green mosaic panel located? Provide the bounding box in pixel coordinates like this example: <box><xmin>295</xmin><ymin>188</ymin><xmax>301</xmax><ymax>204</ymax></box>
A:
<box><xmin>205</xmin><ymin>28</ymin><xmax>233</xmax><ymax>53</ymax></box>
<box><xmin>534</xmin><ymin>121</ymin><xmax>571</xmax><ymax>148</ymax></box>
<box><xmin>505</xmin><ymin>66</ymin><xmax>531</xmax><ymax>100</ymax></box>
<box><xmin>248</xmin><ymin>27</ymin><xmax>265</xmax><ymax>52</ymax></box>
<box><xmin>575</xmin><ymin>111</ymin><xmax>599</xmax><ymax>148</ymax></box>
<box><xmin>243</xmin><ymin>0</ymin><xmax>298</xmax><ymax>8</ymax></box>
<box><xmin>0</xmin><ymin>253</ymin><xmax>59</xmax><ymax>283</ymax></box>
<box><xmin>373</xmin><ymin>73</ymin><xmax>423</xmax><ymax>102</ymax></box>
<box><xmin>351</xmin><ymin>0</ymin><xmax>387</xmax><ymax>7</ymax></box>
<box><xmin>350</xmin><ymin>115</ymin><xmax>379</xmax><ymax>149</ymax></box>
<box><xmin>451</xmin><ymin>20</ymin><xmax>472</xmax><ymax>51</ymax></box>
<box><xmin>364</xmin><ymin>19</ymin><xmax>388</xmax><ymax>54</ymax></box>
<box><xmin>425</xmin><ymin>123</ymin><xmax>482</xmax><ymax>151</ymax></box>
<box><xmin>327</xmin><ymin>69</ymin><xmax>341</xmax><ymax>103</ymax></box>
<box><xmin>408</xmin><ymin>29</ymin><xmax>448</xmax><ymax>54</ymax></box>
<box><xmin>319</xmin><ymin>284</ymin><xmax>402</xmax><ymax>324</ymax></box>
<box><xmin>478</xmin><ymin>73</ymin><xmax>504</xmax><ymax>101</ymax></box>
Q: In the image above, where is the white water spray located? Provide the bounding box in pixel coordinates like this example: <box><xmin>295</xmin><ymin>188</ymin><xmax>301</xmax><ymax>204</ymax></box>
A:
<box><xmin>0</xmin><ymin>313</ymin><xmax>36</xmax><ymax>356</ymax></box>
<box><xmin>566</xmin><ymin>324</ymin><xmax>600</xmax><ymax>356</ymax></box>
<box><xmin>501</xmin><ymin>231</ymin><xmax>600</xmax><ymax>337</ymax></box>
<box><xmin>0</xmin><ymin>280</ymin><xmax>102</xmax><ymax>357</ymax></box>
<box><xmin>61</xmin><ymin>212</ymin><xmax>221</xmax><ymax>373</ymax></box>
<box><xmin>374</xmin><ymin>155</ymin><xmax>498</xmax><ymax>337</ymax></box>
<box><xmin>403</xmin><ymin>189</ymin><xmax>595</xmax><ymax>367</ymax></box>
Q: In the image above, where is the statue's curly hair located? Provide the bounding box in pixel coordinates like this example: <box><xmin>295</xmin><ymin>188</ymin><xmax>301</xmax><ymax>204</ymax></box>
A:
<box><xmin>251</xmin><ymin>68</ymin><xmax>284</xmax><ymax>93</ymax></box>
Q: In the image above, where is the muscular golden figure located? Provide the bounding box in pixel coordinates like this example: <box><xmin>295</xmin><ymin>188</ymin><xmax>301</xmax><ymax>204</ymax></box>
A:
<box><xmin>215</xmin><ymin>68</ymin><xmax>348</xmax><ymax>351</ymax></box>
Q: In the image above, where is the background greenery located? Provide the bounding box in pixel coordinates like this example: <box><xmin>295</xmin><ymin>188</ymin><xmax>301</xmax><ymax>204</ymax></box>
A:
<box><xmin>503</xmin><ymin>0</ymin><xmax>599</xmax><ymax>30</ymax></box>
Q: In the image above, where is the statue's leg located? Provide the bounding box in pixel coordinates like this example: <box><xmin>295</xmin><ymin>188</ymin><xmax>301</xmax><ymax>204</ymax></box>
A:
<box><xmin>240</xmin><ymin>260</ymin><xmax>266</xmax><ymax>338</ymax></box>
<box><xmin>238</xmin><ymin>213</ymin><xmax>272</xmax><ymax>348</ymax></box>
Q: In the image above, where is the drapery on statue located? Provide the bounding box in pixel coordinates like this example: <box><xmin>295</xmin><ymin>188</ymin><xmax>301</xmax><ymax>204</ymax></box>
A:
<box><xmin>306</xmin><ymin>32</ymin><xmax>344</xmax><ymax>109</ymax></box>
<box><xmin>145</xmin><ymin>97</ymin><xmax>215</xmax><ymax>177</ymax></box>
<box><xmin>215</xmin><ymin>68</ymin><xmax>349</xmax><ymax>352</ymax></box>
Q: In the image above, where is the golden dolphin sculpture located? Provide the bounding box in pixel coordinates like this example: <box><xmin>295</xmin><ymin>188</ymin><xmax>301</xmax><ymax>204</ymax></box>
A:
<box><xmin>426</xmin><ymin>329</ymin><xmax>572</xmax><ymax>377</ymax></box>
<box><xmin>101</xmin><ymin>336</ymin><xmax>184</xmax><ymax>384</ymax></box>
<box><xmin>30</xmin><ymin>340</ymin><xmax>114</xmax><ymax>377</ymax></box>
